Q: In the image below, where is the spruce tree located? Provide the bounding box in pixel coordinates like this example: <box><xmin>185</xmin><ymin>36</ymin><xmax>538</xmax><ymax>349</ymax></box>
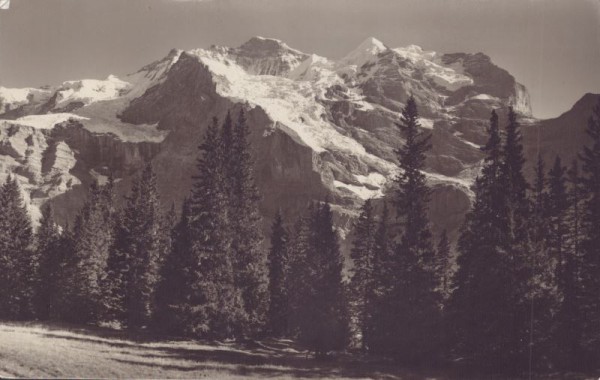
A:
<box><xmin>111</xmin><ymin>164</ymin><xmax>164</xmax><ymax>329</ymax></box>
<box><xmin>502</xmin><ymin>107</ymin><xmax>532</xmax><ymax>305</ymax></box>
<box><xmin>65</xmin><ymin>180</ymin><xmax>116</xmax><ymax>323</ymax></box>
<box><xmin>35</xmin><ymin>204</ymin><xmax>64</xmax><ymax>320</ymax></box>
<box><xmin>545</xmin><ymin>156</ymin><xmax>579</xmax><ymax>368</ymax></box>
<box><xmin>449</xmin><ymin>109</ymin><xmax>524</xmax><ymax>371</ymax></box>
<box><xmin>267</xmin><ymin>210</ymin><xmax>289</xmax><ymax>337</ymax></box>
<box><xmin>377</xmin><ymin>96</ymin><xmax>440</xmax><ymax>362</ymax></box>
<box><xmin>296</xmin><ymin>201</ymin><xmax>348</xmax><ymax>357</ymax></box>
<box><xmin>531</xmin><ymin>155</ymin><xmax>548</xmax><ymax>259</ymax></box>
<box><xmin>0</xmin><ymin>176</ymin><xmax>34</xmax><ymax>319</ymax></box>
<box><xmin>435</xmin><ymin>229</ymin><xmax>452</xmax><ymax>301</ymax></box>
<box><xmin>368</xmin><ymin>202</ymin><xmax>393</xmax><ymax>351</ymax></box>
<box><xmin>52</xmin><ymin>222</ymin><xmax>76</xmax><ymax>320</ymax></box>
<box><xmin>546</xmin><ymin>157</ymin><xmax>569</xmax><ymax>282</ymax></box>
<box><xmin>287</xmin><ymin>203</ymin><xmax>314</xmax><ymax>339</ymax></box>
<box><xmin>226</xmin><ymin>109</ymin><xmax>268</xmax><ymax>336</ymax></box>
<box><xmin>187</xmin><ymin>116</ymin><xmax>245</xmax><ymax>338</ymax></box>
<box><xmin>577</xmin><ymin>98</ymin><xmax>600</xmax><ymax>366</ymax></box>
<box><xmin>501</xmin><ymin>106</ymin><xmax>533</xmax><ymax>370</ymax></box>
<box><xmin>349</xmin><ymin>199</ymin><xmax>377</xmax><ymax>351</ymax></box>
<box><xmin>153</xmin><ymin>198</ymin><xmax>195</xmax><ymax>335</ymax></box>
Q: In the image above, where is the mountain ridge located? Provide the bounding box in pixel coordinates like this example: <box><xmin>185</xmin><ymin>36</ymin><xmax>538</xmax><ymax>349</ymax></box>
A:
<box><xmin>0</xmin><ymin>37</ymin><xmax>593</xmax><ymax>244</ymax></box>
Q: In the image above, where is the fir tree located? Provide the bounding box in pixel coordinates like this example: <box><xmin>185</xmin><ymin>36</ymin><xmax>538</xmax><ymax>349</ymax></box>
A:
<box><xmin>349</xmin><ymin>199</ymin><xmax>377</xmax><ymax>351</ymax></box>
<box><xmin>267</xmin><ymin>210</ymin><xmax>289</xmax><ymax>337</ymax></box>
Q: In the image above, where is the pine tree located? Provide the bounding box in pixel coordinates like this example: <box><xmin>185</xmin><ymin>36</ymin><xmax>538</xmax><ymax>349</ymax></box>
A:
<box><xmin>349</xmin><ymin>199</ymin><xmax>377</xmax><ymax>351</ymax></box>
<box><xmin>0</xmin><ymin>176</ymin><xmax>34</xmax><ymax>319</ymax></box>
<box><xmin>111</xmin><ymin>164</ymin><xmax>164</xmax><ymax>329</ymax></box>
<box><xmin>226</xmin><ymin>109</ymin><xmax>268</xmax><ymax>336</ymax></box>
<box><xmin>267</xmin><ymin>210</ymin><xmax>289</xmax><ymax>337</ymax></box>
<box><xmin>35</xmin><ymin>204</ymin><xmax>64</xmax><ymax>320</ymax></box>
<box><xmin>378</xmin><ymin>96</ymin><xmax>440</xmax><ymax>363</ymax></box>
<box><xmin>577</xmin><ymin>97</ymin><xmax>600</xmax><ymax>366</ymax></box>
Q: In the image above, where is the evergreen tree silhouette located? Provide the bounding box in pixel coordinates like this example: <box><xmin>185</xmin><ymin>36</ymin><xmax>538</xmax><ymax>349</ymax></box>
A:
<box><xmin>267</xmin><ymin>210</ymin><xmax>290</xmax><ymax>337</ymax></box>
<box><xmin>577</xmin><ymin>97</ymin><xmax>600</xmax><ymax>366</ymax></box>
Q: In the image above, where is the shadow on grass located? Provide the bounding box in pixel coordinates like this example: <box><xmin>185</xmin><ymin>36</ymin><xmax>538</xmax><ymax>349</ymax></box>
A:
<box><xmin>35</xmin><ymin>331</ymin><xmax>409</xmax><ymax>379</ymax></box>
<box><xmin>3</xmin><ymin>321</ymin><xmax>587</xmax><ymax>379</ymax></box>
<box><xmin>0</xmin><ymin>321</ymin><xmax>416</xmax><ymax>379</ymax></box>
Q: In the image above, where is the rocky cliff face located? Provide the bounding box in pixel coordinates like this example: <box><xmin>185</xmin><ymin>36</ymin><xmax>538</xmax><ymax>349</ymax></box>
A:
<box><xmin>0</xmin><ymin>36</ymin><xmax>590</xmax><ymax>247</ymax></box>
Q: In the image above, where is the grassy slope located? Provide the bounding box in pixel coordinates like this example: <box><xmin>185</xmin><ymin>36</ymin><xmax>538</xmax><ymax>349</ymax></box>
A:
<box><xmin>0</xmin><ymin>321</ymin><xmax>431</xmax><ymax>379</ymax></box>
<box><xmin>0</xmin><ymin>322</ymin><xmax>593</xmax><ymax>379</ymax></box>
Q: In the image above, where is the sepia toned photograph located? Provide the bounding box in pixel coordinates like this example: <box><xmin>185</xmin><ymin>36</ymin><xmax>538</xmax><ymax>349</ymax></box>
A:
<box><xmin>0</xmin><ymin>0</ymin><xmax>599</xmax><ymax>378</ymax></box>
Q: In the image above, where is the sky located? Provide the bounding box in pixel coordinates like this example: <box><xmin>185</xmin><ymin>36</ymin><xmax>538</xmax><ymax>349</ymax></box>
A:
<box><xmin>0</xmin><ymin>0</ymin><xmax>599</xmax><ymax>119</ymax></box>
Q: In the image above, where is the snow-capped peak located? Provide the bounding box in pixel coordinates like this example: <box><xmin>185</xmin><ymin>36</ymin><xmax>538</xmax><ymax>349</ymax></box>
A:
<box><xmin>52</xmin><ymin>75</ymin><xmax>131</xmax><ymax>109</ymax></box>
<box><xmin>239</xmin><ymin>36</ymin><xmax>305</xmax><ymax>56</ymax></box>
<box><xmin>340</xmin><ymin>37</ymin><xmax>388</xmax><ymax>68</ymax></box>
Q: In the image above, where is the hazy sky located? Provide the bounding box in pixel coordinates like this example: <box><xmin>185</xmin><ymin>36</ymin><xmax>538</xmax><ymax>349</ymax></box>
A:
<box><xmin>0</xmin><ymin>0</ymin><xmax>599</xmax><ymax>119</ymax></box>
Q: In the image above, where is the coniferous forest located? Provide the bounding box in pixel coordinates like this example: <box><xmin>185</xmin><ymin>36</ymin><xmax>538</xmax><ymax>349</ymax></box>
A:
<box><xmin>1</xmin><ymin>98</ymin><xmax>600</xmax><ymax>376</ymax></box>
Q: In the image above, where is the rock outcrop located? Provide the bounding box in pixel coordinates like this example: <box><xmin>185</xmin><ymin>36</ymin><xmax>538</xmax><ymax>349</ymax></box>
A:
<box><xmin>0</xmin><ymin>37</ymin><xmax>592</xmax><ymax>251</ymax></box>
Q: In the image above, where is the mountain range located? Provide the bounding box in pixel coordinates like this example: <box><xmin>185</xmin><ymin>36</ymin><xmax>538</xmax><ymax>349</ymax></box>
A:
<box><xmin>0</xmin><ymin>36</ymin><xmax>598</xmax><ymax>244</ymax></box>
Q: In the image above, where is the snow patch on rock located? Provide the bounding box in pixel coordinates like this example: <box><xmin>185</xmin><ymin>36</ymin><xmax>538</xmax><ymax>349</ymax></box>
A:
<box><xmin>0</xmin><ymin>87</ymin><xmax>52</xmax><ymax>114</ymax></box>
<box><xmin>53</xmin><ymin>75</ymin><xmax>131</xmax><ymax>109</ymax></box>
<box><xmin>340</xmin><ymin>37</ymin><xmax>388</xmax><ymax>69</ymax></box>
<box><xmin>190</xmin><ymin>48</ymin><xmax>396</xmax><ymax>175</ymax></box>
<box><xmin>334</xmin><ymin>180</ymin><xmax>383</xmax><ymax>200</ymax></box>
<box><xmin>12</xmin><ymin>113</ymin><xmax>89</xmax><ymax>129</ymax></box>
<box><xmin>393</xmin><ymin>45</ymin><xmax>473</xmax><ymax>91</ymax></box>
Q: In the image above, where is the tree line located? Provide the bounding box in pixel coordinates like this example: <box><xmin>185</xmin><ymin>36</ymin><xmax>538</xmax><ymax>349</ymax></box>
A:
<box><xmin>341</xmin><ymin>98</ymin><xmax>600</xmax><ymax>373</ymax></box>
<box><xmin>0</xmin><ymin>99</ymin><xmax>599</xmax><ymax>375</ymax></box>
